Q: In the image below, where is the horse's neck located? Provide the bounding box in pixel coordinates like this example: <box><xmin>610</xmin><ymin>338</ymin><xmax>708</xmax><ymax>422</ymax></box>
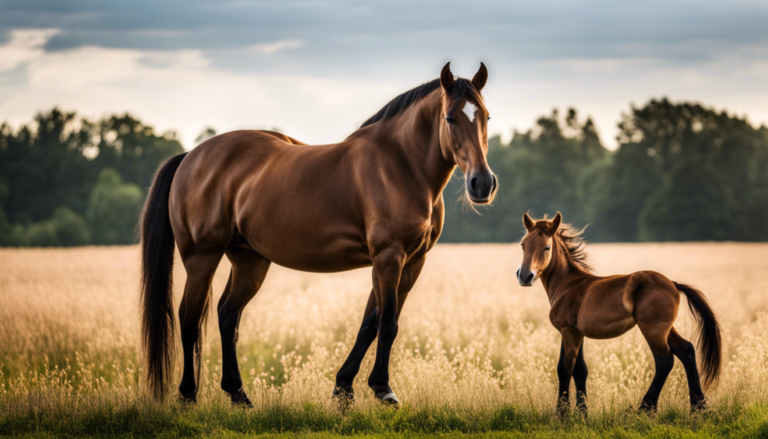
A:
<box><xmin>541</xmin><ymin>238</ymin><xmax>587</xmax><ymax>305</ymax></box>
<box><xmin>371</xmin><ymin>91</ymin><xmax>455</xmax><ymax>202</ymax></box>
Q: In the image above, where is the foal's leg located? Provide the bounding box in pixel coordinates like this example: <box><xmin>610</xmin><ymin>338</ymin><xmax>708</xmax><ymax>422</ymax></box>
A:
<box><xmin>335</xmin><ymin>255</ymin><xmax>425</xmax><ymax>402</ymax></box>
<box><xmin>178</xmin><ymin>250</ymin><xmax>225</xmax><ymax>402</ymax></box>
<box><xmin>638</xmin><ymin>326</ymin><xmax>674</xmax><ymax>412</ymax></box>
<box><xmin>573</xmin><ymin>343</ymin><xmax>588</xmax><ymax>415</ymax></box>
<box><xmin>218</xmin><ymin>248</ymin><xmax>271</xmax><ymax>406</ymax></box>
<box><xmin>556</xmin><ymin>330</ymin><xmax>584</xmax><ymax>416</ymax></box>
<box><xmin>367</xmin><ymin>247</ymin><xmax>406</xmax><ymax>404</ymax></box>
<box><xmin>668</xmin><ymin>327</ymin><xmax>706</xmax><ymax>411</ymax></box>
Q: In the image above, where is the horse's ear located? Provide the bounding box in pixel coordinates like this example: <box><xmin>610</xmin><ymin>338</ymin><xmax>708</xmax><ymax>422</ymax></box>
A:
<box><xmin>550</xmin><ymin>212</ymin><xmax>562</xmax><ymax>234</ymax></box>
<box><xmin>440</xmin><ymin>62</ymin><xmax>454</xmax><ymax>91</ymax></box>
<box><xmin>523</xmin><ymin>213</ymin><xmax>535</xmax><ymax>232</ymax></box>
<box><xmin>472</xmin><ymin>62</ymin><xmax>487</xmax><ymax>91</ymax></box>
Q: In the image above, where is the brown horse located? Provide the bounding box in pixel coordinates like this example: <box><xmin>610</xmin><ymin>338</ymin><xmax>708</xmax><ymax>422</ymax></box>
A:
<box><xmin>140</xmin><ymin>63</ymin><xmax>497</xmax><ymax>406</ymax></box>
<box><xmin>516</xmin><ymin>212</ymin><xmax>722</xmax><ymax>415</ymax></box>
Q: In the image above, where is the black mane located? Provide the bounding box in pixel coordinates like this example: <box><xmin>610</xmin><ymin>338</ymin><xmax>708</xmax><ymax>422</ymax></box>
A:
<box><xmin>360</xmin><ymin>77</ymin><xmax>478</xmax><ymax>128</ymax></box>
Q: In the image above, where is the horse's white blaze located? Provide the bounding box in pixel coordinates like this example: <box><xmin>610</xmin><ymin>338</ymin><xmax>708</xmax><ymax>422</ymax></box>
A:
<box><xmin>462</xmin><ymin>102</ymin><xmax>477</xmax><ymax>122</ymax></box>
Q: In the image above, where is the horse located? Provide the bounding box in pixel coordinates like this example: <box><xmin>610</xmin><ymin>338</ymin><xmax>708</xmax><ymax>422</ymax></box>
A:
<box><xmin>516</xmin><ymin>212</ymin><xmax>722</xmax><ymax>415</ymax></box>
<box><xmin>139</xmin><ymin>62</ymin><xmax>497</xmax><ymax>406</ymax></box>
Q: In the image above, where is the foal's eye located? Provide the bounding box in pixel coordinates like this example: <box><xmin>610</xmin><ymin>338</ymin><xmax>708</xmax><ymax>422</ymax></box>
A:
<box><xmin>487</xmin><ymin>116</ymin><xmax>491</xmax><ymax>121</ymax></box>
<box><xmin>544</xmin><ymin>245</ymin><xmax>551</xmax><ymax>251</ymax></box>
<box><xmin>446</xmin><ymin>117</ymin><xmax>455</xmax><ymax>125</ymax></box>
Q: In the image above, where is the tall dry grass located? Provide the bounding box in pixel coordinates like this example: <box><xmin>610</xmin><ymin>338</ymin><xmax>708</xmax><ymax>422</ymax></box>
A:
<box><xmin>1</xmin><ymin>243</ymin><xmax>767</xmax><ymax>435</ymax></box>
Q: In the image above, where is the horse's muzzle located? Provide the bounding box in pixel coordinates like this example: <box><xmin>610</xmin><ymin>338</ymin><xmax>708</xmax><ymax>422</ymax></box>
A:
<box><xmin>467</xmin><ymin>170</ymin><xmax>497</xmax><ymax>204</ymax></box>
<box><xmin>516</xmin><ymin>267</ymin><xmax>536</xmax><ymax>286</ymax></box>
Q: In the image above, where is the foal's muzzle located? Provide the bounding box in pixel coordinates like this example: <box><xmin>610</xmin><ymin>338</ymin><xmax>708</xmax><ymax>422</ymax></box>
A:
<box><xmin>467</xmin><ymin>169</ymin><xmax>497</xmax><ymax>204</ymax></box>
<box><xmin>516</xmin><ymin>267</ymin><xmax>536</xmax><ymax>287</ymax></box>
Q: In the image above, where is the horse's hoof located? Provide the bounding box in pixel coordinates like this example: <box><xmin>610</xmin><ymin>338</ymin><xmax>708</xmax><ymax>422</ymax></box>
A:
<box><xmin>333</xmin><ymin>386</ymin><xmax>354</xmax><ymax>401</ymax></box>
<box><xmin>691</xmin><ymin>400</ymin><xmax>708</xmax><ymax>413</ymax></box>
<box><xmin>178</xmin><ymin>394</ymin><xmax>197</xmax><ymax>405</ymax></box>
<box><xmin>638</xmin><ymin>401</ymin><xmax>657</xmax><ymax>414</ymax></box>
<box><xmin>230</xmin><ymin>388</ymin><xmax>253</xmax><ymax>408</ymax></box>
<box><xmin>376</xmin><ymin>391</ymin><xmax>400</xmax><ymax>407</ymax></box>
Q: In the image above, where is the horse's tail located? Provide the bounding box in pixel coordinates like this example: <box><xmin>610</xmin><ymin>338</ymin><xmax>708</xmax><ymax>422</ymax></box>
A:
<box><xmin>674</xmin><ymin>281</ymin><xmax>722</xmax><ymax>390</ymax></box>
<box><xmin>140</xmin><ymin>152</ymin><xmax>187</xmax><ymax>400</ymax></box>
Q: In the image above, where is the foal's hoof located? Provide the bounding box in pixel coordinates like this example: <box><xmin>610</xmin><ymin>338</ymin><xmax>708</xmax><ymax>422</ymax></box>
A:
<box><xmin>230</xmin><ymin>388</ymin><xmax>253</xmax><ymax>408</ymax></box>
<box><xmin>375</xmin><ymin>391</ymin><xmax>400</xmax><ymax>407</ymax></box>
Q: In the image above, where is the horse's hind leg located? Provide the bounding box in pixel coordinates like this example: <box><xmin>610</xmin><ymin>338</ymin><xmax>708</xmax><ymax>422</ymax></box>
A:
<box><xmin>638</xmin><ymin>324</ymin><xmax>674</xmax><ymax>412</ymax></box>
<box><xmin>668</xmin><ymin>327</ymin><xmax>706</xmax><ymax>411</ymax></box>
<box><xmin>218</xmin><ymin>248</ymin><xmax>271</xmax><ymax>406</ymax></box>
<box><xmin>178</xmin><ymin>250</ymin><xmax>225</xmax><ymax>402</ymax></box>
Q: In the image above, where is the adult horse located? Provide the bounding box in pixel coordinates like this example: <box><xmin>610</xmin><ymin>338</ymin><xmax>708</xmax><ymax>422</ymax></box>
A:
<box><xmin>140</xmin><ymin>62</ymin><xmax>497</xmax><ymax>406</ymax></box>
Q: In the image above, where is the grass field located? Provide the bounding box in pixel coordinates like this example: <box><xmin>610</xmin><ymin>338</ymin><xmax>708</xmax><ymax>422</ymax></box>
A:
<box><xmin>2</xmin><ymin>243</ymin><xmax>768</xmax><ymax>438</ymax></box>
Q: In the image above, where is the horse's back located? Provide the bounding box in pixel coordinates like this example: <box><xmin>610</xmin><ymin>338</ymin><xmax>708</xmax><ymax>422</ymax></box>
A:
<box><xmin>169</xmin><ymin>131</ymin><xmax>303</xmax><ymax>251</ymax></box>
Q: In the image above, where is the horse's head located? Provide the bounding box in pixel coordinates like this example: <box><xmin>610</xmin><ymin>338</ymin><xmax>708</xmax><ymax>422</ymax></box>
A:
<box><xmin>517</xmin><ymin>212</ymin><xmax>562</xmax><ymax>286</ymax></box>
<box><xmin>438</xmin><ymin>62</ymin><xmax>497</xmax><ymax>204</ymax></box>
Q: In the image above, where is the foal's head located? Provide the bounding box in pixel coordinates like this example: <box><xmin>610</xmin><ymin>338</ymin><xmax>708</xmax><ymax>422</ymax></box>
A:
<box><xmin>438</xmin><ymin>63</ymin><xmax>498</xmax><ymax>204</ymax></box>
<box><xmin>517</xmin><ymin>212</ymin><xmax>562</xmax><ymax>286</ymax></box>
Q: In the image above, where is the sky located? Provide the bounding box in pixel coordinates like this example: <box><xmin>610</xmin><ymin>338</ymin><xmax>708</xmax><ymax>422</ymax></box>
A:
<box><xmin>0</xmin><ymin>0</ymin><xmax>767</xmax><ymax>149</ymax></box>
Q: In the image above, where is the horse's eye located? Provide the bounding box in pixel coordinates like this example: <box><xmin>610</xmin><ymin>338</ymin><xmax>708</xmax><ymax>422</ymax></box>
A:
<box><xmin>446</xmin><ymin>117</ymin><xmax>455</xmax><ymax>125</ymax></box>
<box><xmin>487</xmin><ymin>116</ymin><xmax>491</xmax><ymax>121</ymax></box>
<box><xmin>545</xmin><ymin>245</ymin><xmax>551</xmax><ymax>251</ymax></box>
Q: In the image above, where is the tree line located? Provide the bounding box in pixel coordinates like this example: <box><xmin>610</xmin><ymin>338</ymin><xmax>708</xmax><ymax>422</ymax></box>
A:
<box><xmin>1</xmin><ymin>99</ymin><xmax>767</xmax><ymax>246</ymax></box>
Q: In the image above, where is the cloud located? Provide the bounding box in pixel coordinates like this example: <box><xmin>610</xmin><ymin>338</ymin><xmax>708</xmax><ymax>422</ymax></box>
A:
<box><xmin>1</xmin><ymin>2</ymin><xmax>768</xmax><ymax>149</ymax></box>
<box><xmin>0</xmin><ymin>28</ymin><xmax>59</xmax><ymax>71</ymax></box>
<box><xmin>247</xmin><ymin>40</ymin><xmax>304</xmax><ymax>54</ymax></box>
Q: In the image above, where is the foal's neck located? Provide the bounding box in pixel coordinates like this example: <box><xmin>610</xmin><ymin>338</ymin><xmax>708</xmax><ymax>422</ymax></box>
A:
<box><xmin>540</xmin><ymin>236</ymin><xmax>591</xmax><ymax>305</ymax></box>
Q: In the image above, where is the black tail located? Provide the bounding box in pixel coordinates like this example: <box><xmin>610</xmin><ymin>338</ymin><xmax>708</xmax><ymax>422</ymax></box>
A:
<box><xmin>674</xmin><ymin>281</ymin><xmax>722</xmax><ymax>390</ymax></box>
<box><xmin>140</xmin><ymin>152</ymin><xmax>187</xmax><ymax>400</ymax></box>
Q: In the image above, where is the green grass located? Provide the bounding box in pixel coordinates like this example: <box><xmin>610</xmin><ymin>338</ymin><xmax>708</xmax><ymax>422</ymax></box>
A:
<box><xmin>3</xmin><ymin>399</ymin><xmax>768</xmax><ymax>438</ymax></box>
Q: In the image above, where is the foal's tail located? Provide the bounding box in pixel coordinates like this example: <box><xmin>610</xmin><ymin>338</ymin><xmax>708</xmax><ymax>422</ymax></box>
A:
<box><xmin>674</xmin><ymin>281</ymin><xmax>722</xmax><ymax>390</ymax></box>
<box><xmin>140</xmin><ymin>152</ymin><xmax>187</xmax><ymax>400</ymax></box>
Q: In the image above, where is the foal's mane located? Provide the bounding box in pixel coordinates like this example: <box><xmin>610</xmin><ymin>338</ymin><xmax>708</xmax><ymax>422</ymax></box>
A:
<box><xmin>360</xmin><ymin>77</ymin><xmax>482</xmax><ymax>128</ymax></box>
<box><xmin>532</xmin><ymin>216</ymin><xmax>592</xmax><ymax>274</ymax></box>
<box><xmin>556</xmin><ymin>223</ymin><xmax>593</xmax><ymax>274</ymax></box>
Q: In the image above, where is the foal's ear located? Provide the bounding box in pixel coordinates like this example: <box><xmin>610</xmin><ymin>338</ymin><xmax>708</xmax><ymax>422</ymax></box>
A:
<box><xmin>549</xmin><ymin>212</ymin><xmax>562</xmax><ymax>234</ymax></box>
<box><xmin>440</xmin><ymin>62</ymin><xmax>454</xmax><ymax>91</ymax></box>
<box><xmin>472</xmin><ymin>62</ymin><xmax>488</xmax><ymax>91</ymax></box>
<box><xmin>523</xmin><ymin>213</ymin><xmax>535</xmax><ymax>232</ymax></box>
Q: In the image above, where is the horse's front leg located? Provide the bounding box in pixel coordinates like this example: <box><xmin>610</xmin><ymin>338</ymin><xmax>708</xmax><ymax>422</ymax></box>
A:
<box><xmin>367</xmin><ymin>247</ymin><xmax>406</xmax><ymax>404</ymax></box>
<box><xmin>556</xmin><ymin>329</ymin><xmax>584</xmax><ymax>417</ymax></box>
<box><xmin>334</xmin><ymin>254</ymin><xmax>426</xmax><ymax>402</ymax></box>
<box><xmin>334</xmin><ymin>290</ymin><xmax>377</xmax><ymax>401</ymax></box>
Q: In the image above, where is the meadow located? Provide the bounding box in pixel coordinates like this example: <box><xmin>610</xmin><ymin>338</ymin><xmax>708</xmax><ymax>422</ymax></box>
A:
<box><xmin>2</xmin><ymin>243</ymin><xmax>768</xmax><ymax>438</ymax></box>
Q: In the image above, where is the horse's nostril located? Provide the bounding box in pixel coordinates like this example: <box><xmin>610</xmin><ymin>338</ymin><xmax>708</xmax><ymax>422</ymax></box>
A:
<box><xmin>470</xmin><ymin>176</ymin><xmax>478</xmax><ymax>192</ymax></box>
<box><xmin>525</xmin><ymin>272</ymin><xmax>535</xmax><ymax>283</ymax></box>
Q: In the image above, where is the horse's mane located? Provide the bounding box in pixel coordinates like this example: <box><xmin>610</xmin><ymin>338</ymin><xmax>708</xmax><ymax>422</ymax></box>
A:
<box><xmin>556</xmin><ymin>223</ymin><xmax>592</xmax><ymax>274</ymax></box>
<box><xmin>360</xmin><ymin>77</ymin><xmax>481</xmax><ymax>128</ymax></box>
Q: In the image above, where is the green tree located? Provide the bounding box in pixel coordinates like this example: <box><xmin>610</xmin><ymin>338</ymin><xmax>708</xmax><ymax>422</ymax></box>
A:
<box><xmin>639</xmin><ymin>160</ymin><xmax>737</xmax><ymax>241</ymax></box>
<box><xmin>87</xmin><ymin>168</ymin><xmax>144</xmax><ymax>245</ymax></box>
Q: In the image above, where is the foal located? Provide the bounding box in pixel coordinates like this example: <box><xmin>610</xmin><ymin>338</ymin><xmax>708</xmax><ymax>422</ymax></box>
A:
<box><xmin>516</xmin><ymin>212</ymin><xmax>722</xmax><ymax>415</ymax></box>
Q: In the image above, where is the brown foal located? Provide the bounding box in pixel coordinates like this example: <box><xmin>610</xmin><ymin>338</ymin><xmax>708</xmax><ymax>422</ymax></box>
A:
<box><xmin>517</xmin><ymin>212</ymin><xmax>722</xmax><ymax>415</ymax></box>
<box><xmin>140</xmin><ymin>63</ymin><xmax>497</xmax><ymax>406</ymax></box>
